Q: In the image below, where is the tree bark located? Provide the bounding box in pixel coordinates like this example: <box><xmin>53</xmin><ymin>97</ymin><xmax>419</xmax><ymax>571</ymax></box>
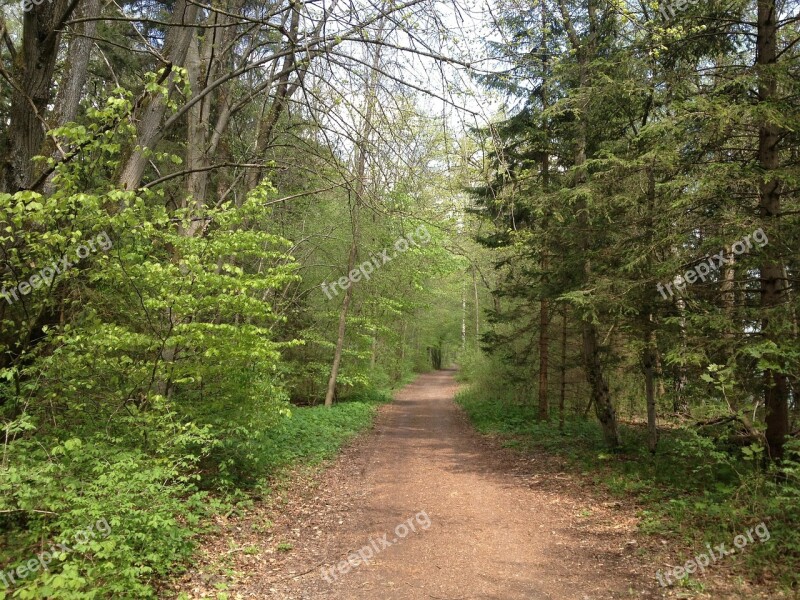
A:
<box><xmin>641</xmin><ymin>166</ymin><xmax>659</xmax><ymax>451</ymax></box>
<box><xmin>117</xmin><ymin>0</ymin><xmax>199</xmax><ymax>190</ymax></box>
<box><xmin>244</xmin><ymin>1</ymin><xmax>302</xmax><ymax>193</ymax></box>
<box><xmin>562</xmin><ymin>0</ymin><xmax>621</xmax><ymax>448</ymax></box>
<box><xmin>537</xmin><ymin>0</ymin><xmax>551</xmax><ymax>423</ymax></box>
<box><xmin>756</xmin><ymin>0</ymin><xmax>789</xmax><ymax>460</ymax></box>
<box><xmin>2</xmin><ymin>0</ymin><xmax>77</xmax><ymax>192</ymax></box>
<box><xmin>654</xmin><ymin>348</ymin><xmax>666</xmax><ymax>398</ymax></box>
<box><xmin>324</xmin><ymin>21</ymin><xmax>385</xmax><ymax>407</ymax></box>
<box><xmin>461</xmin><ymin>282</ymin><xmax>467</xmax><ymax>351</ymax></box>
<box><xmin>673</xmin><ymin>290</ymin><xmax>690</xmax><ymax>416</ymax></box>
<box><xmin>53</xmin><ymin>0</ymin><xmax>100</xmax><ymax>128</ymax></box>
<box><xmin>473</xmin><ymin>265</ymin><xmax>480</xmax><ymax>346</ymax></box>
<box><xmin>582</xmin><ymin>320</ymin><xmax>620</xmax><ymax>447</ymax></box>
<box><xmin>559</xmin><ymin>306</ymin><xmax>568</xmax><ymax>431</ymax></box>
<box><xmin>324</xmin><ymin>234</ymin><xmax>358</xmax><ymax>407</ymax></box>
<box><xmin>184</xmin><ymin>37</ymin><xmax>211</xmax><ymax>232</ymax></box>
<box><xmin>538</xmin><ymin>295</ymin><xmax>549</xmax><ymax>421</ymax></box>
<box><xmin>643</xmin><ymin>319</ymin><xmax>659</xmax><ymax>453</ymax></box>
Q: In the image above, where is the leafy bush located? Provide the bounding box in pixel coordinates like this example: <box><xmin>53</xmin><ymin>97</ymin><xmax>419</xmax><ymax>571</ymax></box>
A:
<box><xmin>1</xmin><ymin>388</ymin><xmax>391</xmax><ymax>598</ymax></box>
<box><xmin>0</xmin><ymin>421</ymin><xmax>216</xmax><ymax>599</ymax></box>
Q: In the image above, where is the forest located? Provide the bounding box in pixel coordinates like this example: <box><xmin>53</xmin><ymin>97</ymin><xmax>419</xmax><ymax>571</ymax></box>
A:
<box><xmin>0</xmin><ymin>0</ymin><xmax>798</xmax><ymax>597</ymax></box>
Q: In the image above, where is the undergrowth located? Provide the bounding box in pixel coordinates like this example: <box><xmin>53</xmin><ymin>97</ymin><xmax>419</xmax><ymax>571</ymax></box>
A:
<box><xmin>455</xmin><ymin>385</ymin><xmax>800</xmax><ymax>591</ymax></box>
<box><xmin>0</xmin><ymin>389</ymin><xmax>390</xmax><ymax>599</ymax></box>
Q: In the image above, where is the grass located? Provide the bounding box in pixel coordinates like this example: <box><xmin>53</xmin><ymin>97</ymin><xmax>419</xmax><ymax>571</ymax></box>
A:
<box><xmin>255</xmin><ymin>390</ymin><xmax>390</xmax><ymax>474</ymax></box>
<box><xmin>455</xmin><ymin>385</ymin><xmax>800</xmax><ymax>591</ymax></box>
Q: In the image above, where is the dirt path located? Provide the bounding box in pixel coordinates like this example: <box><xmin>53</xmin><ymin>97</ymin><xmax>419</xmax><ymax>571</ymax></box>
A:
<box><xmin>176</xmin><ymin>370</ymin><xmax>663</xmax><ymax>599</ymax></box>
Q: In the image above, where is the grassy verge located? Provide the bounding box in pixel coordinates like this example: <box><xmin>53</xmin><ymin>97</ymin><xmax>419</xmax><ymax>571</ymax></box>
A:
<box><xmin>248</xmin><ymin>389</ymin><xmax>391</xmax><ymax>479</ymax></box>
<box><xmin>456</xmin><ymin>385</ymin><xmax>800</xmax><ymax>593</ymax></box>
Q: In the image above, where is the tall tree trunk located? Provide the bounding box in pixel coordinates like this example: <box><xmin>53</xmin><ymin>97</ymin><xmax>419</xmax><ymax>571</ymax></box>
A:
<box><xmin>185</xmin><ymin>0</ymin><xmax>245</xmax><ymax>212</ymax></box>
<box><xmin>557</xmin><ymin>0</ymin><xmax>621</xmax><ymax>448</ymax></box>
<box><xmin>244</xmin><ymin>1</ymin><xmax>302</xmax><ymax>193</ymax></box>
<box><xmin>184</xmin><ymin>37</ymin><xmax>211</xmax><ymax>232</ymax></box>
<box><xmin>52</xmin><ymin>0</ymin><xmax>100</xmax><ymax>127</ymax></box>
<box><xmin>673</xmin><ymin>294</ymin><xmax>690</xmax><ymax>416</ymax></box>
<box><xmin>756</xmin><ymin>0</ymin><xmax>789</xmax><ymax>460</ymax></box>
<box><xmin>473</xmin><ymin>265</ymin><xmax>480</xmax><ymax>346</ymax></box>
<box><xmin>324</xmin><ymin>234</ymin><xmax>358</xmax><ymax>407</ymax></box>
<box><xmin>641</xmin><ymin>166</ymin><xmax>659</xmax><ymax>451</ymax></box>
<box><xmin>324</xmin><ymin>21</ymin><xmax>385</xmax><ymax>406</ymax></box>
<box><xmin>655</xmin><ymin>346</ymin><xmax>666</xmax><ymax>398</ymax></box>
<box><xmin>39</xmin><ymin>0</ymin><xmax>101</xmax><ymax>195</ymax></box>
<box><xmin>537</xmin><ymin>0</ymin><xmax>551</xmax><ymax>423</ymax></box>
<box><xmin>538</xmin><ymin>295</ymin><xmax>549</xmax><ymax>421</ymax></box>
<box><xmin>643</xmin><ymin>318</ymin><xmax>659</xmax><ymax>453</ymax></box>
<box><xmin>429</xmin><ymin>345</ymin><xmax>442</xmax><ymax>370</ymax></box>
<box><xmin>559</xmin><ymin>306</ymin><xmax>568</xmax><ymax>431</ymax></box>
<box><xmin>117</xmin><ymin>0</ymin><xmax>198</xmax><ymax>190</ymax></box>
<box><xmin>461</xmin><ymin>282</ymin><xmax>467</xmax><ymax>351</ymax></box>
<box><xmin>155</xmin><ymin>8</ymin><xmax>243</xmax><ymax>395</ymax></box>
<box><xmin>582</xmin><ymin>320</ymin><xmax>620</xmax><ymax>447</ymax></box>
<box><xmin>396</xmin><ymin>320</ymin><xmax>407</xmax><ymax>382</ymax></box>
<box><xmin>2</xmin><ymin>0</ymin><xmax>77</xmax><ymax>192</ymax></box>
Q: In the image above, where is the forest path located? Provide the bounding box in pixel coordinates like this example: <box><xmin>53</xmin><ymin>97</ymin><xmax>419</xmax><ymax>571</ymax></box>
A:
<box><xmin>177</xmin><ymin>370</ymin><xmax>662</xmax><ymax>599</ymax></box>
<box><xmin>251</xmin><ymin>370</ymin><xmax>661</xmax><ymax>599</ymax></box>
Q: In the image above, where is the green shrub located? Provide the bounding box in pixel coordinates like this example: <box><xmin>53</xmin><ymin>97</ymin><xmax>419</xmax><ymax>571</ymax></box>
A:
<box><xmin>0</xmin><ymin>425</ymin><xmax>215</xmax><ymax>599</ymax></box>
<box><xmin>1</xmin><ymin>388</ymin><xmax>390</xmax><ymax>598</ymax></box>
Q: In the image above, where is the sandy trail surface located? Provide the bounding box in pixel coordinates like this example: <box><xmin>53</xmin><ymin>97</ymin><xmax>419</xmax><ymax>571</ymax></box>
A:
<box><xmin>228</xmin><ymin>370</ymin><xmax>658</xmax><ymax>599</ymax></box>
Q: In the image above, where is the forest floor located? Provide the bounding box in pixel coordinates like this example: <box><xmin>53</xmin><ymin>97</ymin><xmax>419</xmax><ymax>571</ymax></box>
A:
<box><xmin>171</xmin><ymin>369</ymin><xmax>682</xmax><ymax>599</ymax></box>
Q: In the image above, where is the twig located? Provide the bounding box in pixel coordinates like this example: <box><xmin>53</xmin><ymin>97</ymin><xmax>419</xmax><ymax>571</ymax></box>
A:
<box><xmin>0</xmin><ymin>509</ymin><xmax>58</xmax><ymax>515</ymax></box>
<box><xmin>266</xmin><ymin>559</ymin><xmax>327</xmax><ymax>584</ymax></box>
